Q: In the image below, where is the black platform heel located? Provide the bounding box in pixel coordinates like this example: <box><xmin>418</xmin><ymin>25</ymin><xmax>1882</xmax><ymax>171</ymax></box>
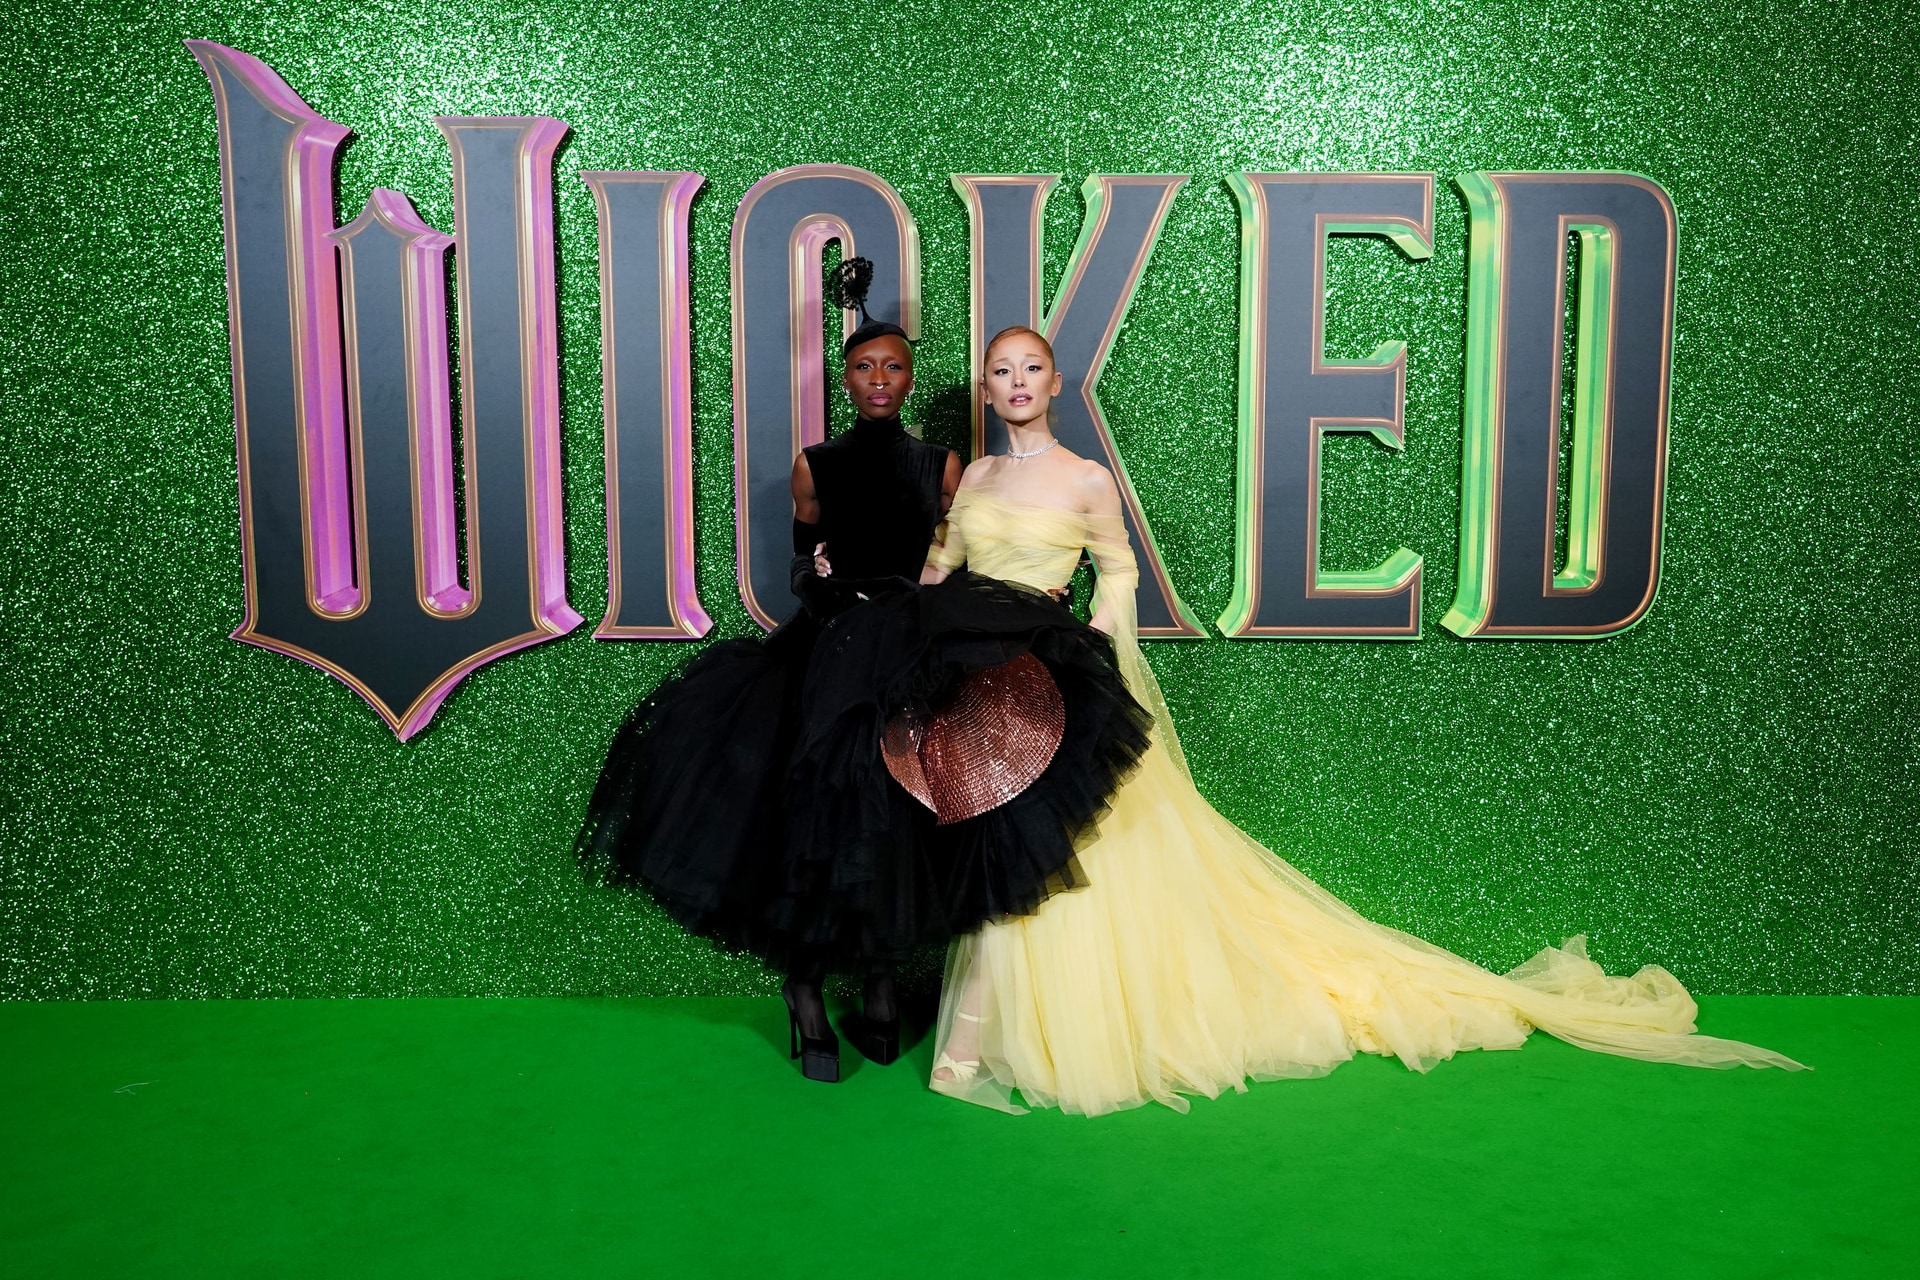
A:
<box><xmin>780</xmin><ymin>981</ymin><xmax>840</xmax><ymax>1083</ymax></box>
<box><xmin>850</xmin><ymin>968</ymin><xmax>901</xmax><ymax>1065</ymax></box>
<box><xmin>850</xmin><ymin>1015</ymin><xmax>901</xmax><ymax>1066</ymax></box>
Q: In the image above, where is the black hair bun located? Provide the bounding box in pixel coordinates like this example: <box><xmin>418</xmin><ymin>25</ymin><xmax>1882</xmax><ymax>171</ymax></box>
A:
<box><xmin>828</xmin><ymin>256</ymin><xmax>875</xmax><ymax>320</ymax></box>
<box><xmin>829</xmin><ymin>255</ymin><xmax>910</xmax><ymax>356</ymax></box>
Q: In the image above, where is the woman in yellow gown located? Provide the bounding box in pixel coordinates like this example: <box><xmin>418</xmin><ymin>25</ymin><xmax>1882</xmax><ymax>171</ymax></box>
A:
<box><xmin>921</xmin><ymin>326</ymin><xmax>1802</xmax><ymax>1116</ymax></box>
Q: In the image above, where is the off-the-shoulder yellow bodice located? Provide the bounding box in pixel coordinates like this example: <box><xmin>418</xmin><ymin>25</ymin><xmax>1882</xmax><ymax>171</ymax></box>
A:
<box><xmin>928</xmin><ymin>489</ymin><xmax>1137</xmax><ymax>598</ymax></box>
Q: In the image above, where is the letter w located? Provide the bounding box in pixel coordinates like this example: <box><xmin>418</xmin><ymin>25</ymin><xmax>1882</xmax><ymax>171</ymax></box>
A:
<box><xmin>189</xmin><ymin>41</ymin><xmax>579</xmax><ymax>739</ymax></box>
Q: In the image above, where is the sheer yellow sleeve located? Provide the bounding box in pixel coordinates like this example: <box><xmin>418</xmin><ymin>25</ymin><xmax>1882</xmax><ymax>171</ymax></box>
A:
<box><xmin>1084</xmin><ymin>513</ymin><xmax>1191</xmax><ymax>778</ymax></box>
<box><xmin>926</xmin><ymin>517</ymin><xmax>968</xmax><ymax>576</ymax></box>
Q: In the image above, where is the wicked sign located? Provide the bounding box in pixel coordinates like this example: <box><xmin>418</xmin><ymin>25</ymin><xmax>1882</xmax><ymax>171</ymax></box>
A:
<box><xmin>191</xmin><ymin>40</ymin><xmax>1676</xmax><ymax>739</ymax></box>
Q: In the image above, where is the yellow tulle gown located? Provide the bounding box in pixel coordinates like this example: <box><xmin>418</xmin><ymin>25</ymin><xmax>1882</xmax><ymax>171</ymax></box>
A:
<box><xmin>926</xmin><ymin>488</ymin><xmax>1803</xmax><ymax>1116</ymax></box>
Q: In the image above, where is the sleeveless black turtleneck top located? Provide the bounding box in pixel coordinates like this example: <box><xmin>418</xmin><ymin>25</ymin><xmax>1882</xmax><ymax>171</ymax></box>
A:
<box><xmin>803</xmin><ymin>416</ymin><xmax>951</xmax><ymax>583</ymax></box>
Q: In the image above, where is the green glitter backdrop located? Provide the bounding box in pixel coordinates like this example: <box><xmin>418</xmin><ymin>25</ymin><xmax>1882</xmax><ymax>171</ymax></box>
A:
<box><xmin>4</xmin><ymin>0</ymin><xmax>1916</xmax><ymax>998</ymax></box>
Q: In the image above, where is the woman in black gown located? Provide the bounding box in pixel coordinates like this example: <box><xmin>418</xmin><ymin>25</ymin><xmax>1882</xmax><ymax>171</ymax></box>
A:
<box><xmin>579</xmin><ymin>262</ymin><xmax>1150</xmax><ymax>1082</ymax></box>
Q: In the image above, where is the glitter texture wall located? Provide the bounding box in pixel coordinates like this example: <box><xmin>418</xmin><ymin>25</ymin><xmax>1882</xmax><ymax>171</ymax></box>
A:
<box><xmin>5</xmin><ymin>0</ymin><xmax>1915</xmax><ymax>998</ymax></box>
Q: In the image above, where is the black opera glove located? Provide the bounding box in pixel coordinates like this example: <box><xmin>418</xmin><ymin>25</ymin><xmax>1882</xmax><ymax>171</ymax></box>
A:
<box><xmin>790</xmin><ymin>519</ymin><xmax>858</xmax><ymax>619</ymax></box>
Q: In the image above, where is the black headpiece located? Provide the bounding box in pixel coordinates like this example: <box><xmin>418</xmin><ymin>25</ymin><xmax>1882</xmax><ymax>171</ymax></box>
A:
<box><xmin>829</xmin><ymin>256</ymin><xmax>909</xmax><ymax>356</ymax></box>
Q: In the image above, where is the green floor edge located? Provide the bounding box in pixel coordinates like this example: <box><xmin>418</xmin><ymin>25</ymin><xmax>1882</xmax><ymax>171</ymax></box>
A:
<box><xmin>4</xmin><ymin>996</ymin><xmax>1915</xmax><ymax>1278</ymax></box>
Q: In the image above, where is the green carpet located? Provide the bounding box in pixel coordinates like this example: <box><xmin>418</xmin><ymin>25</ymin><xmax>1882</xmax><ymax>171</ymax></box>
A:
<box><xmin>2</xmin><ymin>997</ymin><xmax>1912</xmax><ymax>1277</ymax></box>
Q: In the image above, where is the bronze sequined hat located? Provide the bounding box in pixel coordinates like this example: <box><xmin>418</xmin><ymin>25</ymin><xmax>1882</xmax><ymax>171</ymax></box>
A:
<box><xmin>882</xmin><ymin>652</ymin><xmax>1066</xmax><ymax>825</ymax></box>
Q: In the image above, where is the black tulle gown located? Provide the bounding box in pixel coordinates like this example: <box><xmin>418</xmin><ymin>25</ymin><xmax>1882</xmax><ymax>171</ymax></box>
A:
<box><xmin>578</xmin><ymin>416</ymin><xmax>1151</xmax><ymax>967</ymax></box>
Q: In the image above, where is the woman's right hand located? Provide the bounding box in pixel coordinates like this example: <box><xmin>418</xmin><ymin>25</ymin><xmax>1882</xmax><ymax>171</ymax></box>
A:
<box><xmin>813</xmin><ymin>543</ymin><xmax>832</xmax><ymax>577</ymax></box>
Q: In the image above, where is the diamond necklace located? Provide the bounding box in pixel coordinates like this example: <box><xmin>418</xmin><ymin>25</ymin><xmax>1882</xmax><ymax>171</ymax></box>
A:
<box><xmin>1006</xmin><ymin>436</ymin><xmax>1060</xmax><ymax>461</ymax></box>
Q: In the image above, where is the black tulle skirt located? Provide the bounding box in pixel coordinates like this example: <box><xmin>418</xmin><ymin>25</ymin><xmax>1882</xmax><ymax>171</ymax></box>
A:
<box><xmin>577</xmin><ymin>573</ymin><xmax>1152</xmax><ymax>967</ymax></box>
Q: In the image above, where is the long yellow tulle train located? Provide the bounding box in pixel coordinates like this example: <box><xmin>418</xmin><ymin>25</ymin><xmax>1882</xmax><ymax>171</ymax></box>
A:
<box><xmin>925</xmin><ymin>489</ymin><xmax>1804</xmax><ymax>1116</ymax></box>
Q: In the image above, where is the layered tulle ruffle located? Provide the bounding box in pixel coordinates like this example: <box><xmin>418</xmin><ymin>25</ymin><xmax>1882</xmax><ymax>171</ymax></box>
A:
<box><xmin>576</xmin><ymin>618</ymin><xmax>818</xmax><ymax>960</ymax></box>
<box><xmin>778</xmin><ymin>572</ymin><xmax>1152</xmax><ymax>962</ymax></box>
<box><xmin>579</xmin><ymin>570</ymin><xmax>1151</xmax><ymax>970</ymax></box>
